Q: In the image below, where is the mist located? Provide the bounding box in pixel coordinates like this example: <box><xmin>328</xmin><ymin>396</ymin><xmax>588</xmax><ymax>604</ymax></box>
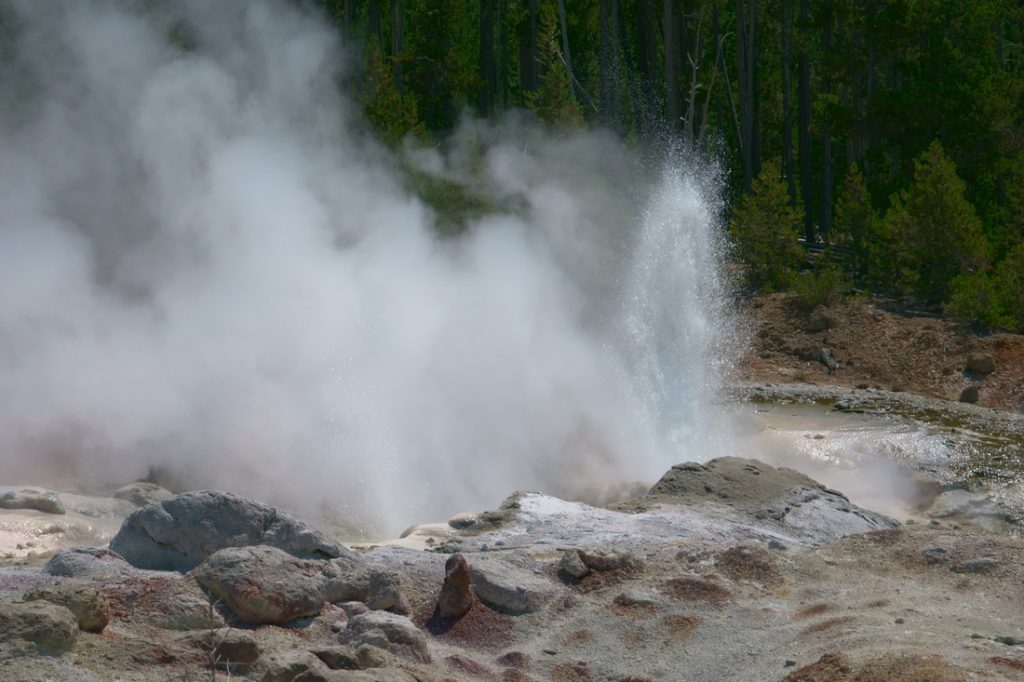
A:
<box><xmin>0</xmin><ymin>0</ymin><xmax>736</xmax><ymax>536</ymax></box>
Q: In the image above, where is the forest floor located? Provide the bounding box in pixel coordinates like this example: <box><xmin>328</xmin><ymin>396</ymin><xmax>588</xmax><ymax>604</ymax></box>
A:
<box><xmin>736</xmin><ymin>293</ymin><xmax>1024</xmax><ymax>413</ymax></box>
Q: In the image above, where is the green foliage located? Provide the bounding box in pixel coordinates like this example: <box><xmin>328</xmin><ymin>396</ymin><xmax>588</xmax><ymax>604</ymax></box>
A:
<box><xmin>404</xmin><ymin>167</ymin><xmax>495</xmax><ymax>236</ymax></box>
<box><xmin>832</xmin><ymin>163</ymin><xmax>878</xmax><ymax>282</ymax></box>
<box><xmin>790</xmin><ymin>262</ymin><xmax>849</xmax><ymax>311</ymax></box>
<box><xmin>878</xmin><ymin>141</ymin><xmax>989</xmax><ymax>303</ymax></box>
<box><xmin>991</xmin><ymin>241</ymin><xmax>1024</xmax><ymax>330</ymax></box>
<box><xmin>948</xmin><ymin>241</ymin><xmax>1024</xmax><ymax>331</ymax></box>
<box><xmin>527</xmin><ymin>6</ymin><xmax>582</xmax><ymax>129</ymax></box>
<box><xmin>945</xmin><ymin>271</ymin><xmax>1006</xmax><ymax>329</ymax></box>
<box><xmin>363</xmin><ymin>48</ymin><xmax>425</xmax><ymax>147</ymax></box>
<box><xmin>729</xmin><ymin>161</ymin><xmax>804</xmax><ymax>291</ymax></box>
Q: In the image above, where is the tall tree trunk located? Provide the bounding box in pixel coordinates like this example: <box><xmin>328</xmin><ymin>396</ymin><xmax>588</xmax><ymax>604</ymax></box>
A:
<box><xmin>663</xmin><ymin>0</ymin><xmax>680</xmax><ymax>129</ymax></box>
<box><xmin>520</xmin><ymin>0</ymin><xmax>539</xmax><ymax>92</ymax></box>
<box><xmin>498</xmin><ymin>0</ymin><xmax>509</xmax><ymax>109</ymax></box>
<box><xmin>599</xmin><ymin>0</ymin><xmax>621</xmax><ymax>129</ymax></box>
<box><xmin>819</xmin><ymin>12</ymin><xmax>833</xmax><ymax>243</ymax></box>
<box><xmin>781</xmin><ymin>0</ymin><xmax>796</xmax><ymax>203</ymax></box>
<box><xmin>557</xmin><ymin>0</ymin><xmax>578</xmax><ymax>102</ymax></box>
<box><xmin>736</xmin><ymin>0</ymin><xmax>752</xmax><ymax>191</ymax></box>
<box><xmin>390</xmin><ymin>0</ymin><xmax>403</xmax><ymax>91</ymax></box>
<box><xmin>715</xmin><ymin>3</ymin><xmax>742</xmax><ymax>159</ymax></box>
<box><xmin>636</xmin><ymin>0</ymin><xmax>659</xmax><ymax>134</ymax></box>
<box><xmin>368</xmin><ymin>0</ymin><xmax>383</xmax><ymax>51</ymax></box>
<box><xmin>479</xmin><ymin>0</ymin><xmax>497</xmax><ymax>115</ymax></box>
<box><xmin>798</xmin><ymin>0</ymin><xmax>814</xmax><ymax>244</ymax></box>
<box><xmin>749</xmin><ymin>0</ymin><xmax>760</xmax><ymax>178</ymax></box>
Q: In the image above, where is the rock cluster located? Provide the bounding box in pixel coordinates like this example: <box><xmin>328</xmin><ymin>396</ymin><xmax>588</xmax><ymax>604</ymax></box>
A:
<box><xmin>0</xmin><ymin>457</ymin><xmax>1021</xmax><ymax>681</ymax></box>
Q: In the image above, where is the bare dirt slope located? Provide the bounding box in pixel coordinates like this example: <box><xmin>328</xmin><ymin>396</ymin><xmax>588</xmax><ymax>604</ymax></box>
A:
<box><xmin>738</xmin><ymin>294</ymin><xmax>1024</xmax><ymax>413</ymax></box>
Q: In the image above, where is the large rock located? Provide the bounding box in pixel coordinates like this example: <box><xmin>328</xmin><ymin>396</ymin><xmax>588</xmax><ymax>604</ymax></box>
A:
<box><xmin>636</xmin><ymin>457</ymin><xmax>898</xmax><ymax>543</ymax></box>
<box><xmin>0</xmin><ymin>489</ymin><xmax>65</xmax><ymax>515</ymax></box>
<box><xmin>42</xmin><ymin>547</ymin><xmax>137</xmax><ymax>580</ymax></box>
<box><xmin>193</xmin><ymin>545</ymin><xmax>326</xmax><ymax>625</ymax></box>
<box><xmin>23</xmin><ymin>585</ymin><xmax>110</xmax><ymax>632</ymax></box>
<box><xmin>437</xmin><ymin>554</ymin><xmax>475</xmax><ymax>619</ymax></box>
<box><xmin>0</xmin><ymin>601</ymin><xmax>78</xmax><ymax>657</ymax></box>
<box><xmin>109</xmin><ymin>490</ymin><xmax>352</xmax><ymax>571</ymax></box>
<box><xmin>341</xmin><ymin>611</ymin><xmax>431</xmax><ymax>663</ymax></box>
<box><xmin>321</xmin><ymin>560</ymin><xmax>406</xmax><ymax>612</ymax></box>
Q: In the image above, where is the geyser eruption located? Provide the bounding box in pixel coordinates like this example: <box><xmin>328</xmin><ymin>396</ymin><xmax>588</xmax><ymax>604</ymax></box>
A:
<box><xmin>0</xmin><ymin>0</ymin><xmax>737</xmax><ymax>535</ymax></box>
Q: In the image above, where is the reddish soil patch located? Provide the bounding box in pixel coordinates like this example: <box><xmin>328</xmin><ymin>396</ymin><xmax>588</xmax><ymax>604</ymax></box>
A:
<box><xmin>420</xmin><ymin>602</ymin><xmax>514</xmax><ymax>651</ymax></box>
<box><xmin>552</xmin><ymin>660</ymin><xmax>593</xmax><ymax>682</ymax></box>
<box><xmin>784</xmin><ymin>653</ymin><xmax>852</xmax><ymax>681</ymax></box>
<box><xmin>716</xmin><ymin>546</ymin><xmax>782</xmax><ymax>586</ymax></box>
<box><xmin>662</xmin><ymin>577</ymin><xmax>732</xmax><ymax>604</ymax></box>
<box><xmin>739</xmin><ymin>293</ymin><xmax>1024</xmax><ymax>412</ymax></box>
<box><xmin>798</xmin><ymin>616</ymin><xmax>855</xmax><ymax>636</ymax></box>
<box><xmin>793</xmin><ymin>603</ymin><xmax>834</xmax><ymax>620</ymax></box>
<box><xmin>990</xmin><ymin>657</ymin><xmax>1024</xmax><ymax>672</ymax></box>
<box><xmin>662</xmin><ymin>614</ymin><xmax>700</xmax><ymax>641</ymax></box>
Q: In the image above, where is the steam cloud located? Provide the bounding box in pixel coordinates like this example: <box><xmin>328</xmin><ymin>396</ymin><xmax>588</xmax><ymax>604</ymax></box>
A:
<box><xmin>0</xmin><ymin>0</ymin><xmax>734</xmax><ymax>535</ymax></box>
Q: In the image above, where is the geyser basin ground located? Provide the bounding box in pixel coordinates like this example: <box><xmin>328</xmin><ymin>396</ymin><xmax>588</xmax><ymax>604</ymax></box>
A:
<box><xmin>2</xmin><ymin>385</ymin><xmax>1021</xmax><ymax>561</ymax></box>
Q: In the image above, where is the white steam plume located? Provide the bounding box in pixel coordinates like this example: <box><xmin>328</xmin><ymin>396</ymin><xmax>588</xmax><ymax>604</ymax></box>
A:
<box><xmin>0</xmin><ymin>0</ymin><xmax>736</xmax><ymax>535</ymax></box>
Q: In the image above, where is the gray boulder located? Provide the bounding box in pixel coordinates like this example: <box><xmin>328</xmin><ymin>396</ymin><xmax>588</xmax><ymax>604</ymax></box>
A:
<box><xmin>23</xmin><ymin>585</ymin><xmax>110</xmax><ymax>632</ymax></box>
<box><xmin>341</xmin><ymin>611</ymin><xmax>431</xmax><ymax>663</ymax></box>
<box><xmin>0</xmin><ymin>601</ymin><xmax>78</xmax><ymax>657</ymax></box>
<box><xmin>193</xmin><ymin>545</ymin><xmax>326</xmax><ymax>625</ymax></box>
<box><xmin>321</xmin><ymin>560</ymin><xmax>405</xmax><ymax>613</ymax></box>
<box><xmin>42</xmin><ymin>547</ymin><xmax>136</xmax><ymax>580</ymax></box>
<box><xmin>470</xmin><ymin>557</ymin><xmax>557</xmax><ymax>614</ymax></box>
<box><xmin>0</xmin><ymin>489</ymin><xmax>65</xmax><ymax>515</ymax></box>
<box><xmin>109</xmin><ymin>490</ymin><xmax>352</xmax><ymax>571</ymax></box>
<box><xmin>632</xmin><ymin>457</ymin><xmax>898</xmax><ymax>544</ymax></box>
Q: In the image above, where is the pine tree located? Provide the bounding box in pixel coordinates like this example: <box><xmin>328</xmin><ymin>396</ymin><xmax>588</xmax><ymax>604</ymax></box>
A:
<box><xmin>729</xmin><ymin>161</ymin><xmax>804</xmax><ymax>291</ymax></box>
<box><xmin>363</xmin><ymin>47</ymin><xmax>425</xmax><ymax>147</ymax></box>
<box><xmin>832</xmin><ymin>163</ymin><xmax>878</xmax><ymax>283</ymax></box>
<box><xmin>880</xmin><ymin>141</ymin><xmax>989</xmax><ymax>303</ymax></box>
<box><xmin>527</xmin><ymin>6</ymin><xmax>581</xmax><ymax>129</ymax></box>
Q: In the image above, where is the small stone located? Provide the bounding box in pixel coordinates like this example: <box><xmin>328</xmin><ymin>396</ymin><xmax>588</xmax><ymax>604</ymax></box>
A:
<box><xmin>577</xmin><ymin>549</ymin><xmax>635</xmax><ymax>572</ymax></box>
<box><xmin>437</xmin><ymin>554</ymin><xmax>475</xmax><ymax>619</ymax></box>
<box><xmin>0</xmin><ymin>601</ymin><xmax>78</xmax><ymax>656</ymax></box>
<box><xmin>312</xmin><ymin>645</ymin><xmax>360</xmax><ymax>670</ymax></box>
<box><xmin>996</xmin><ymin>636</ymin><xmax>1024</xmax><ymax>646</ymax></box>
<box><xmin>341</xmin><ymin>611</ymin><xmax>431</xmax><ymax>663</ymax></box>
<box><xmin>952</xmin><ymin>557</ymin><xmax>1000</xmax><ymax>574</ymax></box>
<box><xmin>966</xmin><ymin>353</ymin><xmax>995</xmax><ymax>374</ymax></box>
<box><xmin>895</xmin><ymin>618</ymin><xmax>905</xmax><ymax>624</ymax></box>
<box><xmin>920</xmin><ymin>547</ymin><xmax>949</xmax><ymax>565</ymax></box>
<box><xmin>959</xmin><ymin>386</ymin><xmax>980</xmax><ymax>404</ymax></box>
<box><xmin>560</xmin><ymin>550</ymin><xmax>590</xmax><ymax>579</ymax></box>
<box><xmin>768</xmin><ymin>539</ymin><xmax>787</xmax><ymax>551</ymax></box>
<box><xmin>784</xmin><ymin>659</ymin><xmax>797</xmax><ymax>667</ymax></box>
<box><xmin>258</xmin><ymin>650</ymin><xmax>325</xmax><ymax>682</ymax></box>
<box><xmin>23</xmin><ymin>585</ymin><xmax>110</xmax><ymax>633</ymax></box>
<box><xmin>542</xmin><ymin>648</ymin><xmax>558</xmax><ymax>655</ymax></box>
<box><xmin>198</xmin><ymin>629</ymin><xmax>260</xmax><ymax>670</ymax></box>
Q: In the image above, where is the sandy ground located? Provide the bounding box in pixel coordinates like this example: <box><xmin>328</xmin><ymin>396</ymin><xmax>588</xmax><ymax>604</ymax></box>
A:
<box><xmin>737</xmin><ymin>293</ymin><xmax>1024</xmax><ymax>413</ymax></box>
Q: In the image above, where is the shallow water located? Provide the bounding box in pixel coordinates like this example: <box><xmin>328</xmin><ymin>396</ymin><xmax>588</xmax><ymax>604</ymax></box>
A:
<box><xmin>732</xmin><ymin>402</ymin><xmax>1024</xmax><ymax>528</ymax></box>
